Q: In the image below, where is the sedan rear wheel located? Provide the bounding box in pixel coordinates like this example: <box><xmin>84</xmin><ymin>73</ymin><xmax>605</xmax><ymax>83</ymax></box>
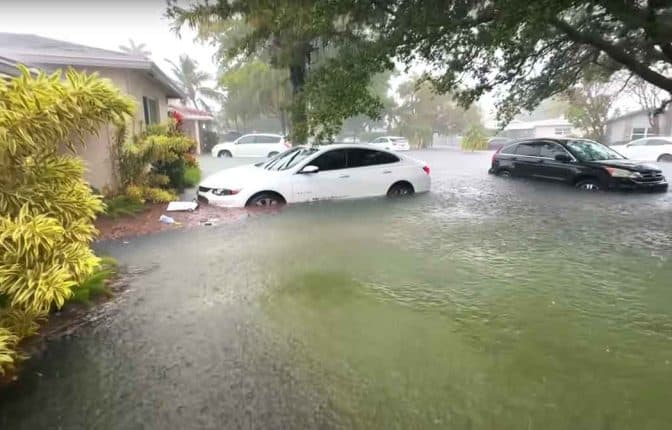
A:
<box><xmin>218</xmin><ymin>150</ymin><xmax>232</xmax><ymax>158</ymax></box>
<box><xmin>387</xmin><ymin>182</ymin><xmax>415</xmax><ymax>198</ymax></box>
<box><xmin>575</xmin><ymin>179</ymin><xmax>602</xmax><ymax>192</ymax></box>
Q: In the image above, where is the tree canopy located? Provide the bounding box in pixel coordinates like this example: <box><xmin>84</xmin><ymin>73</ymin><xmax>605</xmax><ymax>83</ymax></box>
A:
<box><xmin>169</xmin><ymin>0</ymin><xmax>672</xmax><ymax>138</ymax></box>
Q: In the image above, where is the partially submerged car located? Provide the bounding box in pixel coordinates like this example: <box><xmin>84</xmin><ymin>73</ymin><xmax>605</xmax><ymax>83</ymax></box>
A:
<box><xmin>489</xmin><ymin>138</ymin><xmax>668</xmax><ymax>192</ymax></box>
<box><xmin>198</xmin><ymin>144</ymin><xmax>431</xmax><ymax>207</ymax></box>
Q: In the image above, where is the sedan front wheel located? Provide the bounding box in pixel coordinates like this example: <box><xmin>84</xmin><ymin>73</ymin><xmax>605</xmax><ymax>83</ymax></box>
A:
<box><xmin>246</xmin><ymin>192</ymin><xmax>285</xmax><ymax>208</ymax></box>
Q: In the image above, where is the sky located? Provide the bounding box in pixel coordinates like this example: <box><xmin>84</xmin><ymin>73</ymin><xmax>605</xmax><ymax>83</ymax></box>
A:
<box><xmin>0</xmin><ymin>0</ymin><xmax>219</xmax><ymax>83</ymax></box>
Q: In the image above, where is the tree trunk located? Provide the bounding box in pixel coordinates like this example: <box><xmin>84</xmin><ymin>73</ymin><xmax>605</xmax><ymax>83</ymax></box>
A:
<box><xmin>649</xmin><ymin>113</ymin><xmax>661</xmax><ymax>135</ymax></box>
<box><xmin>289</xmin><ymin>62</ymin><xmax>308</xmax><ymax>144</ymax></box>
<box><xmin>279</xmin><ymin>110</ymin><xmax>288</xmax><ymax>136</ymax></box>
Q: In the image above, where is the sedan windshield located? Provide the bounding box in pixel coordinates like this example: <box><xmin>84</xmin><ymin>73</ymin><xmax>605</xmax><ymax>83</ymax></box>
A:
<box><xmin>565</xmin><ymin>140</ymin><xmax>625</xmax><ymax>161</ymax></box>
<box><xmin>261</xmin><ymin>147</ymin><xmax>319</xmax><ymax>171</ymax></box>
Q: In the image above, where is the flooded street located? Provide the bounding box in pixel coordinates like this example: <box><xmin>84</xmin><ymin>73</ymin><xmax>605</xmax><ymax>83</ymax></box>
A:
<box><xmin>2</xmin><ymin>149</ymin><xmax>672</xmax><ymax>429</ymax></box>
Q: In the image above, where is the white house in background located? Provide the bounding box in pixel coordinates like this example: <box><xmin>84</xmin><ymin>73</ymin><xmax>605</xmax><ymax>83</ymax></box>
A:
<box><xmin>168</xmin><ymin>104</ymin><xmax>214</xmax><ymax>155</ymax></box>
<box><xmin>605</xmin><ymin>109</ymin><xmax>672</xmax><ymax>146</ymax></box>
<box><xmin>0</xmin><ymin>32</ymin><xmax>185</xmax><ymax>190</ymax></box>
<box><xmin>497</xmin><ymin>117</ymin><xmax>579</xmax><ymax>139</ymax></box>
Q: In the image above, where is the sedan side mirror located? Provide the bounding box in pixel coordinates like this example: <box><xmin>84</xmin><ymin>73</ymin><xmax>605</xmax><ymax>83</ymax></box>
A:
<box><xmin>554</xmin><ymin>154</ymin><xmax>572</xmax><ymax>163</ymax></box>
<box><xmin>299</xmin><ymin>165</ymin><xmax>319</xmax><ymax>174</ymax></box>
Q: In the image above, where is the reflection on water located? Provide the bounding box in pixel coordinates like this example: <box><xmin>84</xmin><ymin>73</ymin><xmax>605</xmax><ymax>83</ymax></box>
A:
<box><xmin>1</xmin><ymin>150</ymin><xmax>672</xmax><ymax>429</ymax></box>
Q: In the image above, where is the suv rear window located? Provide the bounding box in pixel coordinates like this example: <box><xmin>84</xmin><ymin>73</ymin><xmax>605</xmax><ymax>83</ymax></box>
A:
<box><xmin>501</xmin><ymin>144</ymin><xmax>517</xmax><ymax>154</ymax></box>
<box><xmin>516</xmin><ymin>143</ymin><xmax>540</xmax><ymax>156</ymax></box>
<box><xmin>255</xmin><ymin>135</ymin><xmax>281</xmax><ymax>143</ymax></box>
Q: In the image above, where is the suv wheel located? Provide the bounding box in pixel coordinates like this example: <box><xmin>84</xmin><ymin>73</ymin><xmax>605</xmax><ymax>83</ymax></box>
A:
<box><xmin>497</xmin><ymin>169</ymin><xmax>512</xmax><ymax>178</ymax></box>
<box><xmin>657</xmin><ymin>154</ymin><xmax>672</xmax><ymax>162</ymax></box>
<box><xmin>575</xmin><ymin>179</ymin><xmax>602</xmax><ymax>191</ymax></box>
<box><xmin>218</xmin><ymin>150</ymin><xmax>232</xmax><ymax>158</ymax></box>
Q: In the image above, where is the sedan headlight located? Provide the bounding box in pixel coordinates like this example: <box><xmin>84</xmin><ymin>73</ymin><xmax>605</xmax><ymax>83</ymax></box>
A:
<box><xmin>605</xmin><ymin>167</ymin><xmax>640</xmax><ymax>178</ymax></box>
<box><xmin>212</xmin><ymin>188</ymin><xmax>241</xmax><ymax>196</ymax></box>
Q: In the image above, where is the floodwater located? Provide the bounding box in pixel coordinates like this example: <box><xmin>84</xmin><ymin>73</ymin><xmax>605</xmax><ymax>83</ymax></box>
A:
<box><xmin>2</xmin><ymin>150</ymin><xmax>672</xmax><ymax>429</ymax></box>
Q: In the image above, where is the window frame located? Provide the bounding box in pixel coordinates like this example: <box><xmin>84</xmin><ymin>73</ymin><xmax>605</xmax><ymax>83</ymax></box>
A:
<box><xmin>142</xmin><ymin>96</ymin><xmax>160</xmax><ymax>125</ymax></box>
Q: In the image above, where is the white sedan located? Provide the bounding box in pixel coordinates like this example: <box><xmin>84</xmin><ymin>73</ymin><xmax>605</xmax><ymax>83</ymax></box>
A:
<box><xmin>369</xmin><ymin>136</ymin><xmax>411</xmax><ymax>151</ymax></box>
<box><xmin>211</xmin><ymin>133</ymin><xmax>290</xmax><ymax>158</ymax></box>
<box><xmin>198</xmin><ymin>144</ymin><xmax>431</xmax><ymax>207</ymax></box>
<box><xmin>612</xmin><ymin>137</ymin><xmax>672</xmax><ymax>162</ymax></box>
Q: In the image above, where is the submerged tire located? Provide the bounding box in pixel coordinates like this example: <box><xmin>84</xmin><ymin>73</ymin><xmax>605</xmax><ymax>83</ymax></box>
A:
<box><xmin>657</xmin><ymin>154</ymin><xmax>672</xmax><ymax>162</ymax></box>
<box><xmin>497</xmin><ymin>169</ymin><xmax>512</xmax><ymax>178</ymax></box>
<box><xmin>246</xmin><ymin>192</ymin><xmax>285</xmax><ymax>208</ymax></box>
<box><xmin>387</xmin><ymin>182</ymin><xmax>415</xmax><ymax>197</ymax></box>
<box><xmin>217</xmin><ymin>150</ymin><xmax>232</xmax><ymax>158</ymax></box>
<box><xmin>575</xmin><ymin>178</ymin><xmax>602</xmax><ymax>192</ymax></box>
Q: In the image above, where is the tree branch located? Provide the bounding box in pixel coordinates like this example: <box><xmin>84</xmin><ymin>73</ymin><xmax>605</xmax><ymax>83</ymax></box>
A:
<box><xmin>552</xmin><ymin>18</ymin><xmax>672</xmax><ymax>93</ymax></box>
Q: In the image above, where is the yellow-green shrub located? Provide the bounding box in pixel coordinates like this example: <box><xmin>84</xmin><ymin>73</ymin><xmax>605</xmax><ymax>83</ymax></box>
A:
<box><xmin>116</xmin><ymin>120</ymin><xmax>197</xmax><ymax>194</ymax></box>
<box><xmin>0</xmin><ymin>328</ymin><xmax>19</xmax><ymax>375</ymax></box>
<box><xmin>461</xmin><ymin>123</ymin><xmax>489</xmax><ymax>151</ymax></box>
<box><xmin>0</xmin><ymin>66</ymin><xmax>134</xmax><ymax>372</ymax></box>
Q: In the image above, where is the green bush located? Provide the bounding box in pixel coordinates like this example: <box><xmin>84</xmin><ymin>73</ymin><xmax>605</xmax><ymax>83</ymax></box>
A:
<box><xmin>461</xmin><ymin>123</ymin><xmax>489</xmax><ymax>151</ymax></box>
<box><xmin>102</xmin><ymin>195</ymin><xmax>146</xmax><ymax>218</ymax></box>
<box><xmin>183</xmin><ymin>166</ymin><xmax>202</xmax><ymax>187</ymax></box>
<box><xmin>0</xmin><ymin>67</ymin><xmax>133</xmax><ymax>373</ymax></box>
<box><xmin>115</xmin><ymin>120</ymin><xmax>197</xmax><ymax>195</ymax></box>
<box><xmin>69</xmin><ymin>258</ymin><xmax>117</xmax><ymax>305</ymax></box>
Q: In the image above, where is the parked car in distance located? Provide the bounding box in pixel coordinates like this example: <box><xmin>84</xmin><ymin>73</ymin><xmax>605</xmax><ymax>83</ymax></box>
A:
<box><xmin>211</xmin><ymin>133</ymin><xmax>290</xmax><ymax>158</ymax></box>
<box><xmin>198</xmin><ymin>144</ymin><xmax>431</xmax><ymax>207</ymax></box>
<box><xmin>487</xmin><ymin>136</ymin><xmax>511</xmax><ymax>150</ymax></box>
<box><xmin>611</xmin><ymin>136</ymin><xmax>672</xmax><ymax>162</ymax></box>
<box><xmin>489</xmin><ymin>137</ymin><xmax>668</xmax><ymax>192</ymax></box>
<box><xmin>369</xmin><ymin>136</ymin><xmax>411</xmax><ymax>151</ymax></box>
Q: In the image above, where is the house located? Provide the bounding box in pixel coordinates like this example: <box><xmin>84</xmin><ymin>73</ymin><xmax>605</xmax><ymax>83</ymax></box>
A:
<box><xmin>0</xmin><ymin>32</ymin><xmax>186</xmax><ymax>190</ymax></box>
<box><xmin>605</xmin><ymin>109</ymin><xmax>672</xmax><ymax>145</ymax></box>
<box><xmin>496</xmin><ymin>117</ymin><xmax>579</xmax><ymax>139</ymax></box>
<box><xmin>168</xmin><ymin>104</ymin><xmax>215</xmax><ymax>155</ymax></box>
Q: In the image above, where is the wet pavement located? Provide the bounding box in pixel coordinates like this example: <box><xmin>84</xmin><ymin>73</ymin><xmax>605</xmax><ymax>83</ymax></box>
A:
<box><xmin>2</xmin><ymin>149</ymin><xmax>672</xmax><ymax>429</ymax></box>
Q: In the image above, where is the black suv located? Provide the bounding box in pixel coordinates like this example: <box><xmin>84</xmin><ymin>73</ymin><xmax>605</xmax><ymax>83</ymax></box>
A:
<box><xmin>489</xmin><ymin>138</ymin><xmax>668</xmax><ymax>192</ymax></box>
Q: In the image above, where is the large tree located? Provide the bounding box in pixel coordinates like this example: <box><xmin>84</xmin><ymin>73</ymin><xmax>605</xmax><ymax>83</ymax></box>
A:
<box><xmin>170</xmin><ymin>0</ymin><xmax>672</xmax><ymax>137</ymax></box>
<box><xmin>564</xmin><ymin>78</ymin><xmax>619</xmax><ymax>141</ymax></box>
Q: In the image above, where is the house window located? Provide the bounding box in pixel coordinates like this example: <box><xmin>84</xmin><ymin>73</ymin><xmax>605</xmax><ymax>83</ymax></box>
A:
<box><xmin>142</xmin><ymin>96</ymin><xmax>160</xmax><ymax>125</ymax></box>
<box><xmin>554</xmin><ymin>127</ymin><xmax>572</xmax><ymax>136</ymax></box>
<box><xmin>630</xmin><ymin>127</ymin><xmax>655</xmax><ymax>140</ymax></box>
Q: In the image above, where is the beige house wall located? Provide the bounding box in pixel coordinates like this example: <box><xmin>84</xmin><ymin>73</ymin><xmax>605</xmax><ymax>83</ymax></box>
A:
<box><xmin>67</xmin><ymin>67</ymin><xmax>171</xmax><ymax>190</ymax></box>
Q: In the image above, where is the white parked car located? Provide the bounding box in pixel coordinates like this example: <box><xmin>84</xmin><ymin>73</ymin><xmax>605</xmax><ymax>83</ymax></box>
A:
<box><xmin>198</xmin><ymin>144</ymin><xmax>431</xmax><ymax>207</ymax></box>
<box><xmin>211</xmin><ymin>133</ymin><xmax>289</xmax><ymax>158</ymax></box>
<box><xmin>369</xmin><ymin>136</ymin><xmax>411</xmax><ymax>151</ymax></box>
<box><xmin>612</xmin><ymin>137</ymin><xmax>672</xmax><ymax>162</ymax></box>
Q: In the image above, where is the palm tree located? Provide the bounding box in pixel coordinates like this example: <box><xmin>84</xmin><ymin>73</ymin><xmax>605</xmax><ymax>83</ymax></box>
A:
<box><xmin>166</xmin><ymin>54</ymin><xmax>222</xmax><ymax>109</ymax></box>
<box><xmin>119</xmin><ymin>39</ymin><xmax>151</xmax><ymax>58</ymax></box>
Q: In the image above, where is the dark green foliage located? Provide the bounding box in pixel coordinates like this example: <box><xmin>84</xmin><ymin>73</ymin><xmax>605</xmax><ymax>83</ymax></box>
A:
<box><xmin>68</xmin><ymin>258</ymin><xmax>118</xmax><ymax>305</ymax></box>
<box><xmin>171</xmin><ymin>0</ymin><xmax>672</xmax><ymax>130</ymax></box>
<box><xmin>102</xmin><ymin>195</ymin><xmax>145</xmax><ymax>219</ymax></box>
<box><xmin>183</xmin><ymin>166</ymin><xmax>202</xmax><ymax>188</ymax></box>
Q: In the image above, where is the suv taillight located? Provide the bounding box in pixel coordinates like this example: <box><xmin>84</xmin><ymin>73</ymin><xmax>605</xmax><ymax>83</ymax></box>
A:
<box><xmin>492</xmin><ymin>147</ymin><xmax>502</xmax><ymax>165</ymax></box>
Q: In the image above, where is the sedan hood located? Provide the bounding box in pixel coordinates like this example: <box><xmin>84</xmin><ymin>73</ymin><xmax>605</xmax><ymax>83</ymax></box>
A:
<box><xmin>588</xmin><ymin>159</ymin><xmax>661</xmax><ymax>172</ymax></box>
<box><xmin>200</xmin><ymin>164</ymin><xmax>275</xmax><ymax>189</ymax></box>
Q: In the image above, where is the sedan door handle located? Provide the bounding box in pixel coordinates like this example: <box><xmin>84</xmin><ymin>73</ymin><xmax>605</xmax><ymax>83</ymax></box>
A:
<box><xmin>382</xmin><ymin>170</ymin><xmax>392</xmax><ymax>174</ymax></box>
<box><xmin>339</xmin><ymin>174</ymin><xmax>350</xmax><ymax>179</ymax></box>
